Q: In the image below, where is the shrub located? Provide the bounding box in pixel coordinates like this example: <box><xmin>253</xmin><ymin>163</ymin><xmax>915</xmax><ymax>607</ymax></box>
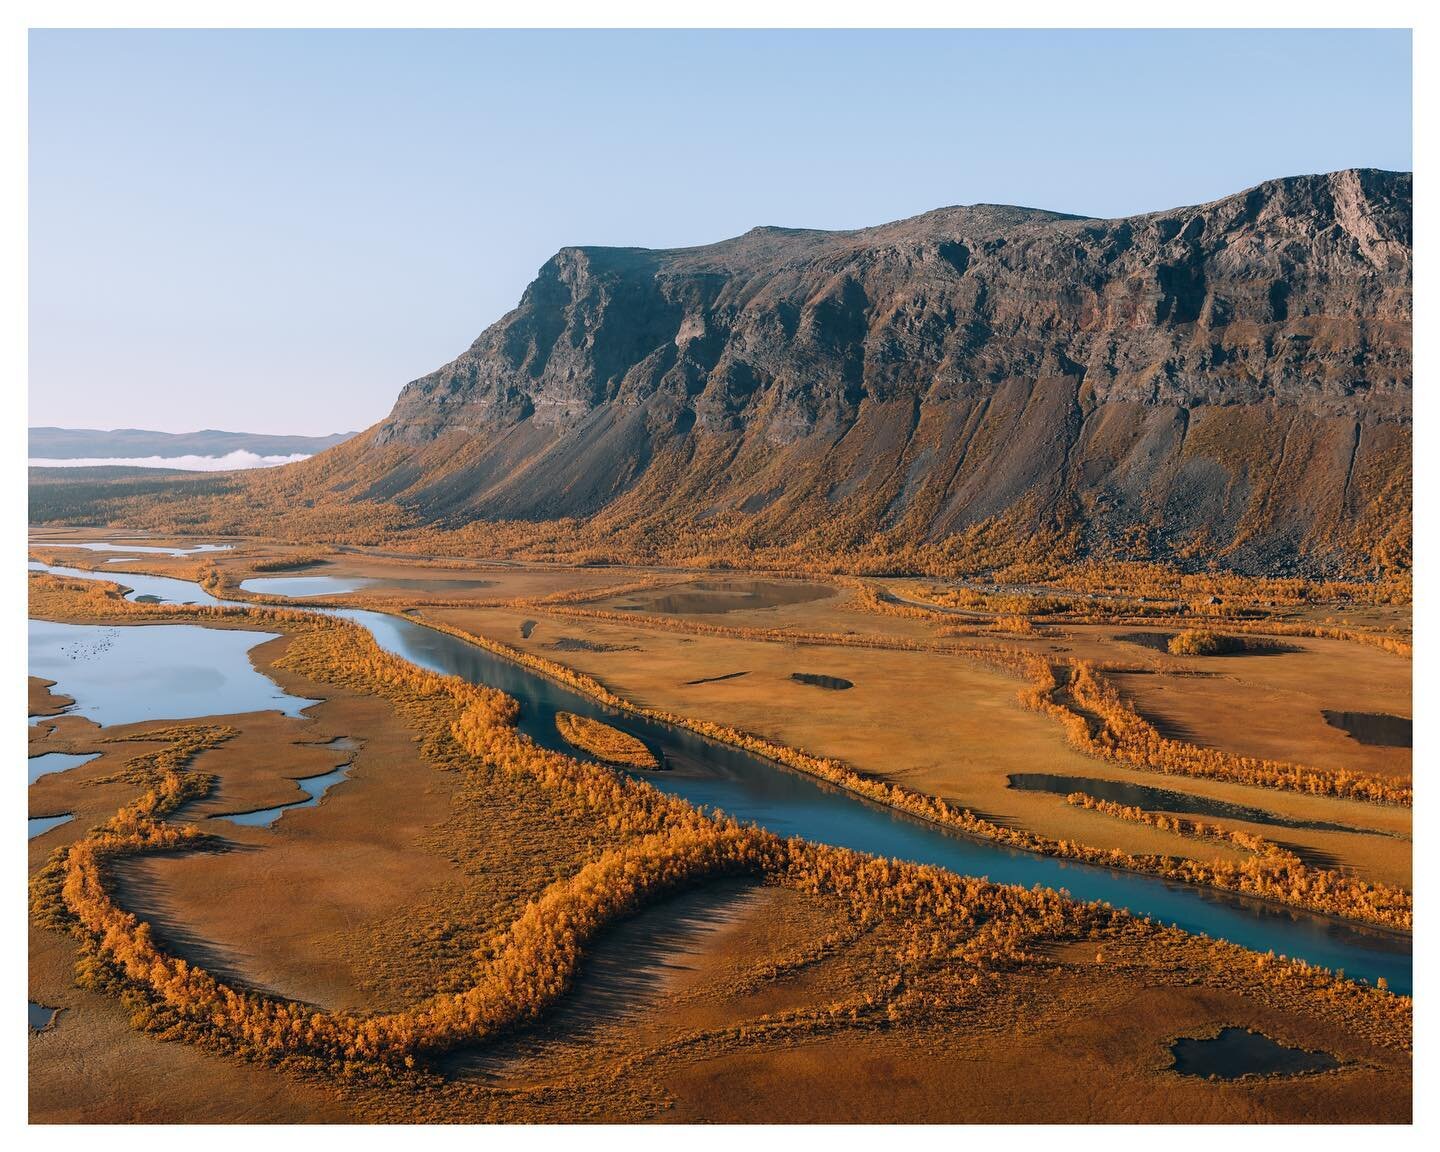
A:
<box><xmin>1168</xmin><ymin>629</ymin><xmax>1238</xmax><ymax>656</ymax></box>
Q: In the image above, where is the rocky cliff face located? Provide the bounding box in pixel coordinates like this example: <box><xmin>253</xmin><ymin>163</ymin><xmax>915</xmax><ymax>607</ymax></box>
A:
<box><xmin>329</xmin><ymin>169</ymin><xmax>1411</xmax><ymax>574</ymax></box>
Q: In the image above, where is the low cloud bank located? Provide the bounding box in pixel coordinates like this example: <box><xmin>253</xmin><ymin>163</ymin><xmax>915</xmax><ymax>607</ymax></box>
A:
<box><xmin>29</xmin><ymin>450</ymin><xmax>312</xmax><ymax>471</ymax></box>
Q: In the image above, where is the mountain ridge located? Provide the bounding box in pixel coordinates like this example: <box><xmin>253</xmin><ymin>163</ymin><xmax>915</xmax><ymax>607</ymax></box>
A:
<box><xmin>33</xmin><ymin>169</ymin><xmax>1412</xmax><ymax>578</ymax></box>
<box><xmin>318</xmin><ymin>168</ymin><xmax>1408</xmax><ymax>575</ymax></box>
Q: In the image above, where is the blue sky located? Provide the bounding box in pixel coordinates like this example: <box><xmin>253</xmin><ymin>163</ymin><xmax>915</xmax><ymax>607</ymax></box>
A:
<box><xmin>29</xmin><ymin>28</ymin><xmax>1413</xmax><ymax>436</ymax></box>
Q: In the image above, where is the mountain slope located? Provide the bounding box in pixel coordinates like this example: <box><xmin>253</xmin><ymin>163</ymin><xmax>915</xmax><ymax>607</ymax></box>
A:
<box><xmin>49</xmin><ymin>170</ymin><xmax>1410</xmax><ymax>577</ymax></box>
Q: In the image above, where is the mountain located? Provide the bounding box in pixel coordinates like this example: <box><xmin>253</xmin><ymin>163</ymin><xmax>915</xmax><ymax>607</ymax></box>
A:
<box><xmin>29</xmin><ymin>427</ymin><xmax>358</xmax><ymax>460</ymax></box>
<box><xmin>35</xmin><ymin>170</ymin><xmax>1411</xmax><ymax>577</ymax></box>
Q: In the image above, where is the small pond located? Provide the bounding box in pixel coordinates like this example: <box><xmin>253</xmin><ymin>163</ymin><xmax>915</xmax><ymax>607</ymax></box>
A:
<box><xmin>791</xmin><ymin>673</ymin><xmax>854</xmax><ymax>691</ymax></box>
<box><xmin>1322</xmin><ymin>710</ymin><xmax>1412</xmax><ymax>748</ymax></box>
<box><xmin>211</xmin><ymin>764</ymin><xmax>354</xmax><ymax>828</ymax></box>
<box><xmin>239</xmin><ymin>575</ymin><xmax>376</xmax><ymax>598</ymax></box>
<box><xmin>29</xmin><ymin>751</ymin><xmax>101</xmax><ymax>786</ymax></box>
<box><xmin>1169</xmin><ymin>1027</ymin><xmax>1340</xmax><ymax>1080</ymax></box>
<box><xmin>29</xmin><ymin>814</ymin><xmax>73</xmax><ymax>840</ymax></box>
<box><xmin>29</xmin><ymin>1002</ymin><xmax>61</xmax><ymax>1031</ymax></box>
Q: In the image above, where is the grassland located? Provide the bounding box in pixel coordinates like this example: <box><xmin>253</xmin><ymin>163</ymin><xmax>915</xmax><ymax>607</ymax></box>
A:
<box><xmin>27</xmin><ymin>529</ymin><xmax>1412</xmax><ymax>1122</ymax></box>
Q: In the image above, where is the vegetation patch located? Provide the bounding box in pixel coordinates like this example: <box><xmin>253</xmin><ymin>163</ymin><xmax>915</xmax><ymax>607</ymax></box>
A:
<box><xmin>250</xmin><ymin>552</ymin><xmax>330</xmax><ymax>572</ymax></box>
<box><xmin>1167</xmin><ymin>629</ymin><xmax>1241</xmax><ymax>656</ymax></box>
<box><xmin>555</xmin><ymin>712</ymin><xmax>660</xmax><ymax>770</ymax></box>
<box><xmin>1063</xmin><ymin>792</ymin><xmax>1411</xmax><ymax>931</ymax></box>
<box><xmin>1020</xmin><ymin>657</ymin><xmax>1411</xmax><ymax>806</ymax></box>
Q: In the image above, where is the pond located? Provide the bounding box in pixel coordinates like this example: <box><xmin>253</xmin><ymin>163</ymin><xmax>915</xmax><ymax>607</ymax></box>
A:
<box><xmin>29</xmin><ymin>751</ymin><xmax>101</xmax><ymax>786</ymax></box>
<box><xmin>239</xmin><ymin>575</ymin><xmax>376</xmax><ymax>597</ymax></box>
<box><xmin>28</xmin><ymin>559</ymin><xmax>1414</xmax><ymax>995</ymax></box>
<box><xmin>29</xmin><ymin>1002</ymin><xmax>61</xmax><ymax>1031</ymax></box>
<box><xmin>211</xmin><ymin>763</ymin><xmax>354</xmax><ymax>828</ymax></box>
<box><xmin>28</xmin><ymin>618</ymin><xmax>316</xmax><ymax>729</ymax></box>
<box><xmin>1322</xmin><ymin>710</ymin><xmax>1412</xmax><ymax>748</ymax></box>
<box><xmin>790</xmin><ymin>672</ymin><xmax>854</xmax><ymax>691</ymax></box>
<box><xmin>1168</xmin><ymin>1027</ymin><xmax>1340</xmax><ymax>1080</ymax></box>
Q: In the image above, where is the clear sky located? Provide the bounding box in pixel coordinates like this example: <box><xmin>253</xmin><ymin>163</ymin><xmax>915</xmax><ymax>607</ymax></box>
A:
<box><xmin>29</xmin><ymin>28</ymin><xmax>1413</xmax><ymax>436</ymax></box>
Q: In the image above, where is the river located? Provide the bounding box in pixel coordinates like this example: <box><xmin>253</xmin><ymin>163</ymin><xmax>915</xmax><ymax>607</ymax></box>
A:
<box><xmin>27</xmin><ymin>558</ymin><xmax>1412</xmax><ymax>993</ymax></box>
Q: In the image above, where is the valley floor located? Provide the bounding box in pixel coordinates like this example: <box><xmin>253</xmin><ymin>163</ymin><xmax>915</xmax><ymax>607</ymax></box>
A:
<box><xmin>27</xmin><ymin>528</ymin><xmax>1412</xmax><ymax>1123</ymax></box>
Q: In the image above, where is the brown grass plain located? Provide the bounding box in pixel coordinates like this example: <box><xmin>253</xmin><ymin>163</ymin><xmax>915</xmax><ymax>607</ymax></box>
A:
<box><xmin>26</xmin><ymin>528</ymin><xmax>1412</xmax><ymax>1122</ymax></box>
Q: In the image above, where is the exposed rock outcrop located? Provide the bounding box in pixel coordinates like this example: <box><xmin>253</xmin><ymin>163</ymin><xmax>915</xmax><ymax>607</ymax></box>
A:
<box><xmin>281</xmin><ymin>169</ymin><xmax>1417</xmax><ymax>574</ymax></box>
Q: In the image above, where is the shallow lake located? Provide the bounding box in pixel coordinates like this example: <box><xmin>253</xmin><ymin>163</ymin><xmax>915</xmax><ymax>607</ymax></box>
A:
<box><xmin>239</xmin><ymin>575</ymin><xmax>376</xmax><ymax>597</ymax></box>
<box><xmin>29</xmin><ymin>751</ymin><xmax>100</xmax><ymax>786</ymax></box>
<box><xmin>29</xmin><ymin>559</ymin><xmax>1414</xmax><ymax>994</ymax></box>
<box><xmin>1169</xmin><ymin>1027</ymin><xmax>1340</xmax><ymax>1080</ymax></box>
<box><xmin>28</xmin><ymin>618</ymin><xmax>315</xmax><ymax>729</ymax></box>
<box><xmin>30</xmin><ymin>560</ymin><xmax>225</xmax><ymax>606</ymax></box>
<box><xmin>32</xmin><ymin>541</ymin><xmax>232</xmax><ymax>557</ymax></box>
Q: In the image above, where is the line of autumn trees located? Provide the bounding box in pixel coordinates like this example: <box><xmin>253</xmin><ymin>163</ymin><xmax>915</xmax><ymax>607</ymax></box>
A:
<box><xmin>31</xmin><ymin>565</ymin><xmax>1412</xmax><ymax>922</ymax></box>
<box><xmin>1024</xmin><ymin>659</ymin><xmax>1412</xmax><ymax>806</ymax></box>
<box><xmin>244</xmin><ymin>583</ymin><xmax>1414</xmax><ymax>929</ymax></box>
<box><xmin>28</xmin><ymin>572</ymin><xmax>1409</xmax><ymax>1077</ymax></box>
<box><xmin>1063</xmin><ymin>792</ymin><xmax>1411</xmax><ymax>932</ymax></box>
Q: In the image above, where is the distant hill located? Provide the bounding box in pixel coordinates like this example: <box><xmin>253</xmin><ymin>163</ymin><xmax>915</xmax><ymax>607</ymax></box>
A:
<box><xmin>29</xmin><ymin>427</ymin><xmax>357</xmax><ymax>460</ymax></box>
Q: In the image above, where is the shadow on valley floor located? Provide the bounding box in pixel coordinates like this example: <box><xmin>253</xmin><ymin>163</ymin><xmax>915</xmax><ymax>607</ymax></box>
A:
<box><xmin>1006</xmin><ymin>774</ymin><xmax>1396</xmax><ymax>839</ymax></box>
<box><xmin>108</xmin><ymin>843</ymin><xmax>319</xmax><ymax>1008</ymax></box>
<box><xmin>439</xmin><ymin>880</ymin><xmax>766</xmax><ymax>1082</ymax></box>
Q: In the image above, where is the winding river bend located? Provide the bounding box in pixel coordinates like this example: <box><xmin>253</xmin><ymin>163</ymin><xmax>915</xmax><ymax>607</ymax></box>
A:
<box><xmin>29</xmin><ymin>559</ymin><xmax>1413</xmax><ymax>994</ymax></box>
